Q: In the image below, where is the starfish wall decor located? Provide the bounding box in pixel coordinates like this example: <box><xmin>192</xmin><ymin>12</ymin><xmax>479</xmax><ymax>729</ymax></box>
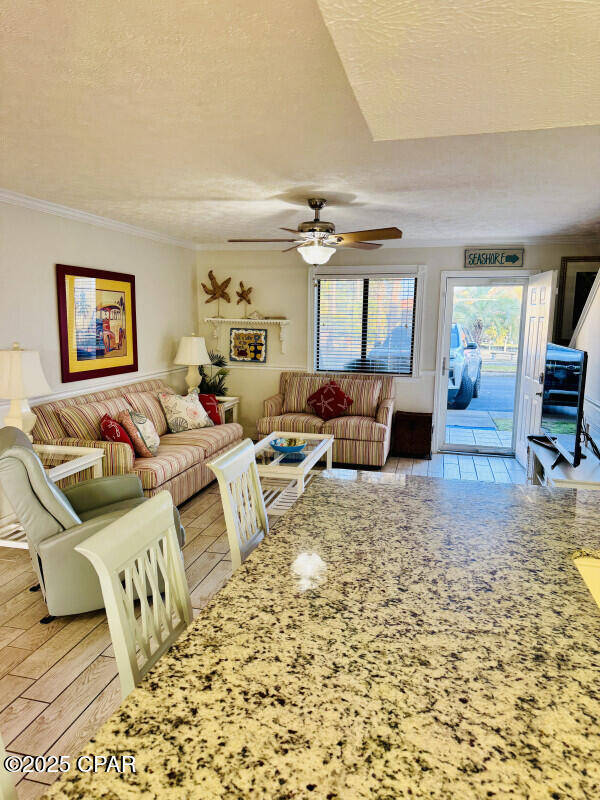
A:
<box><xmin>236</xmin><ymin>281</ymin><xmax>253</xmax><ymax>305</ymax></box>
<box><xmin>202</xmin><ymin>270</ymin><xmax>231</xmax><ymax>304</ymax></box>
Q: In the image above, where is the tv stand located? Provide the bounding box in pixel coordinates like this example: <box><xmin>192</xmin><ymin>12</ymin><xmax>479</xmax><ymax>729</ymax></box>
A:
<box><xmin>527</xmin><ymin>441</ymin><xmax>600</xmax><ymax>489</ymax></box>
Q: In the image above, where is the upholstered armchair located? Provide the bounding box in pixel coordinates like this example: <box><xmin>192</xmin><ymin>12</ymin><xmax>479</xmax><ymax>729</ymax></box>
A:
<box><xmin>0</xmin><ymin>427</ymin><xmax>185</xmax><ymax>620</ymax></box>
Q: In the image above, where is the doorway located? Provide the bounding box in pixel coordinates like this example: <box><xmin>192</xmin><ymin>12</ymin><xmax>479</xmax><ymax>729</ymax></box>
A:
<box><xmin>435</xmin><ymin>275</ymin><xmax>527</xmax><ymax>455</ymax></box>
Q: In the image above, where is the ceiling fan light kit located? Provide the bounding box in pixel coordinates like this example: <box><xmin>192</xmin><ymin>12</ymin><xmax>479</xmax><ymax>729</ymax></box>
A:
<box><xmin>298</xmin><ymin>242</ymin><xmax>336</xmax><ymax>265</ymax></box>
<box><xmin>227</xmin><ymin>198</ymin><xmax>402</xmax><ymax>265</ymax></box>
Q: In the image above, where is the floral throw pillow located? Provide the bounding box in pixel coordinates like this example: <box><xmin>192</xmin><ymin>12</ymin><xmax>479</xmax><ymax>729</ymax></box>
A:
<box><xmin>100</xmin><ymin>413</ymin><xmax>135</xmax><ymax>452</ymax></box>
<box><xmin>158</xmin><ymin>392</ymin><xmax>213</xmax><ymax>434</ymax></box>
<box><xmin>116</xmin><ymin>410</ymin><xmax>160</xmax><ymax>458</ymax></box>
<box><xmin>307</xmin><ymin>380</ymin><xmax>353</xmax><ymax>421</ymax></box>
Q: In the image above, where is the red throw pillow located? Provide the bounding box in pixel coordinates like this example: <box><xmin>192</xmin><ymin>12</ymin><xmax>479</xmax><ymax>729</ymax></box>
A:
<box><xmin>197</xmin><ymin>393</ymin><xmax>222</xmax><ymax>425</ymax></box>
<box><xmin>307</xmin><ymin>381</ymin><xmax>353</xmax><ymax>421</ymax></box>
<box><xmin>100</xmin><ymin>413</ymin><xmax>135</xmax><ymax>452</ymax></box>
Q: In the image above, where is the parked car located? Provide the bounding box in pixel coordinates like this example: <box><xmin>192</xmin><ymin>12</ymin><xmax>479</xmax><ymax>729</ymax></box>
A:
<box><xmin>447</xmin><ymin>323</ymin><xmax>482</xmax><ymax>410</ymax></box>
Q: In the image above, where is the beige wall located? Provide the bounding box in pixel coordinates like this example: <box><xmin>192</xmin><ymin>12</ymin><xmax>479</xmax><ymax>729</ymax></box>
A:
<box><xmin>1</xmin><ymin>202</ymin><xmax>196</xmax><ymax>394</ymax></box>
<box><xmin>0</xmin><ymin>201</ymin><xmax>196</xmax><ymax>522</ymax></box>
<box><xmin>197</xmin><ymin>243</ymin><xmax>600</xmax><ymax>437</ymax></box>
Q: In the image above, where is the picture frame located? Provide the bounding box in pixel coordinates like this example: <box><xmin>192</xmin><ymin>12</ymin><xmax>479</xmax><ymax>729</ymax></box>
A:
<box><xmin>554</xmin><ymin>256</ymin><xmax>600</xmax><ymax>345</ymax></box>
<box><xmin>56</xmin><ymin>264</ymin><xmax>138</xmax><ymax>382</ymax></box>
<box><xmin>229</xmin><ymin>328</ymin><xmax>267</xmax><ymax>363</ymax></box>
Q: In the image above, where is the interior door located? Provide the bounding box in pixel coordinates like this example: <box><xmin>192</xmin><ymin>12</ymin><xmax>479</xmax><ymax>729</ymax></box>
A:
<box><xmin>515</xmin><ymin>271</ymin><xmax>557</xmax><ymax>466</ymax></box>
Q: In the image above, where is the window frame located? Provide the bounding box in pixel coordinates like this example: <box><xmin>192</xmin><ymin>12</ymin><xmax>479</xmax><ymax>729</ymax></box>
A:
<box><xmin>307</xmin><ymin>265</ymin><xmax>425</xmax><ymax>379</ymax></box>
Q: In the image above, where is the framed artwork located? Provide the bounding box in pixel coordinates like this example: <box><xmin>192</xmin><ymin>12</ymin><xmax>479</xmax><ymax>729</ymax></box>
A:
<box><xmin>56</xmin><ymin>264</ymin><xmax>138</xmax><ymax>382</ymax></box>
<box><xmin>554</xmin><ymin>257</ymin><xmax>600</xmax><ymax>345</ymax></box>
<box><xmin>229</xmin><ymin>328</ymin><xmax>267</xmax><ymax>363</ymax></box>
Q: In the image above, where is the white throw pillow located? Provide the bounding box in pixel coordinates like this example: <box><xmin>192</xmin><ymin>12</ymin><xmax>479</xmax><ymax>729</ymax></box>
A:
<box><xmin>158</xmin><ymin>392</ymin><xmax>214</xmax><ymax>433</ymax></box>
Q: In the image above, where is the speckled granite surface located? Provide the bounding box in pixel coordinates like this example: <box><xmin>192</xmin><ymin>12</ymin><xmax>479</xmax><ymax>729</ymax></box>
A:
<box><xmin>45</xmin><ymin>475</ymin><xmax>600</xmax><ymax>799</ymax></box>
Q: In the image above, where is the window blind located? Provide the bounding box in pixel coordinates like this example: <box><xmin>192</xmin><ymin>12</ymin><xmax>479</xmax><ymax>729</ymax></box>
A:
<box><xmin>315</xmin><ymin>276</ymin><xmax>417</xmax><ymax>375</ymax></box>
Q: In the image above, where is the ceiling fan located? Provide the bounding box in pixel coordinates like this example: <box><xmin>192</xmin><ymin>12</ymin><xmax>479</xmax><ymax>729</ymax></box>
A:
<box><xmin>228</xmin><ymin>198</ymin><xmax>402</xmax><ymax>265</ymax></box>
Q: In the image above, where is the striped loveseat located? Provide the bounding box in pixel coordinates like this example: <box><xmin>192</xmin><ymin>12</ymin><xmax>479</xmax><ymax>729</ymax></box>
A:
<box><xmin>31</xmin><ymin>379</ymin><xmax>243</xmax><ymax>506</ymax></box>
<box><xmin>257</xmin><ymin>372</ymin><xmax>394</xmax><ymax>467</ymax></box>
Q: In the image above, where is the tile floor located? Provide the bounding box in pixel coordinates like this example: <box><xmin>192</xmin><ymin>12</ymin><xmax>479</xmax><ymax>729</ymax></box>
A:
<box><xmin>383</xmin><ymin>453</ymin><xmax>527</xmax><ymax>484</ymax></box>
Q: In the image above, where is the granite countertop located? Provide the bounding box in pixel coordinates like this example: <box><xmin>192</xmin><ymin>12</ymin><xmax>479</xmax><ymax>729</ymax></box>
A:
<box><xmin>46</xmin><ymin>475</ymin><xmax>600</xmax><ymax>799</ymax></box>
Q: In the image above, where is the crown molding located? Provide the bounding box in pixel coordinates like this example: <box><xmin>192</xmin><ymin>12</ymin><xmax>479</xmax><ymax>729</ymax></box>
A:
<box><xmin>3</xmin><ymin>189</ymin><xmax>597</xmax><ymax>252</ymax></box>
<box><xmin>197</xmin><ymin>234</ymin><xmax>600</xmax><ymax>251</ymax></box>
<box><xmin>0</xmin><ymin>188</ymin><xmax>199</xmax><ymax>250</ymax></box>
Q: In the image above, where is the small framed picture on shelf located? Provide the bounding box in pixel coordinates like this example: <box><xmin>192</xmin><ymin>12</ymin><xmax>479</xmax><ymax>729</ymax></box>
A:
<box><xmin>554</xmin><ymin>256</ymin><xmax>600</xmax><ymax>345</ymax></box>
<box><xmin>229</xmin><ymin>328</ymin><xmax>267</xmax><ymax>363</ymax></box>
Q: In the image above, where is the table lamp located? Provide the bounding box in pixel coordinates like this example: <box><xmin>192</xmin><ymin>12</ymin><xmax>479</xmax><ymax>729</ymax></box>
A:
<box><xmin>174</xmin><ymin>334</ymin><xmax>211</xmax><ymax>393</ymax></box>
<box><xmin>0</xmin><ymin>343</ymin><xmax>51</xmax><ymax>440</ymax></box>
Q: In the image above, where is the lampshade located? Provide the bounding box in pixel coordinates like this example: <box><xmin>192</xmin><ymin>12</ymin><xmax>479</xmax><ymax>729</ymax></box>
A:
<box><xmin>174</xmin><ymin>335</ymin><xmax>211</xmax><ymax>366</ymax></box>
<box><xmin>298</xmin><ymin>243</ymin><xmax>336</xmax><ymax>266</ymax></box>
<box><xmin>0</xmin><ymin>344</ymin><xmax>51</xmax><ymax>399</ymax></box>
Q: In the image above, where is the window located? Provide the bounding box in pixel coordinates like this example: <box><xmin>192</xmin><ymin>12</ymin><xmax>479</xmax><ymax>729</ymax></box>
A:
<box><xmin>314</xmin><ymin>275</ymin><xmax>418</xmax><ymax>375</ymax></box>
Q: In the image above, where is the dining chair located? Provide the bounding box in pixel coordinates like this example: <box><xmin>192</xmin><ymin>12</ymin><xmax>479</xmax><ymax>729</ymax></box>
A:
<box><xmin>75</xmin><ymin>491</ymin><xmax>192</xmax><ymax>700</ymax></box>
<box><xmin>208</xmin><ymin>438</ymin><xmax>269</xmax><ymax>570</ymax></box>
<box><xmin>0</xmin><ymin>731</ymin><xmax>17</xmax><ymax>800</ymax></box>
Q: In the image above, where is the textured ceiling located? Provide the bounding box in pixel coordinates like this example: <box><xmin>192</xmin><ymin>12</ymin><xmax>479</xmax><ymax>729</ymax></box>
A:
<box><xmin>317</xmin><ymin>0</ymin><xmax>600</xmax><ymax>140</ymax></box>
<box><xmin>1</xmin><ymin>0</ymin><xmax>599</xmax><ymax>246</ymax></box>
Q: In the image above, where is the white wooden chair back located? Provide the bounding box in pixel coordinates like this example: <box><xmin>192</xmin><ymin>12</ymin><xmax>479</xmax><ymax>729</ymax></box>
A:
<box><xmin>208</xmin><ymin>439</ymin><xmax>269</xmax><ymax>570</ymax></box>
<box><xmin>0</xmin><ymin>731</ymin><xmax>17</xmax><ymax>800</ymax></box>
<box><xmin>75</xmin><ymin>491</ymin><xmax>192</xmax><ymax>700</ymax></box>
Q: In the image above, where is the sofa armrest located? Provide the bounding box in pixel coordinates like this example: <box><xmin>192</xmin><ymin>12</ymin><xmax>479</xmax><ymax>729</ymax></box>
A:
<box><xmin>41</xmin><ymin>438</ymin><xmax>135</xmax><ymax>476</ymax></box>
<box><xmin>63</xmin><ymin>475</ymin><xmax>144</xmax><ymax>514</ymax></box>
<box><xmin>376</xmin><ymin>399</ymin><xmax>394</xmax><ymax>428</ymax></box>
<box><xmin>264</xmin><ymin>393</ymin><xmax>284</xmax><ymax>417</ymax></box>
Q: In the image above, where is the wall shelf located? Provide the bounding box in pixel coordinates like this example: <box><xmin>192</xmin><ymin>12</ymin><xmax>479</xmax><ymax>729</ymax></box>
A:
<box><xmin>205</xmin><ymin>317</ymin><xmax>290</xmax><ymax>354</ymax></box>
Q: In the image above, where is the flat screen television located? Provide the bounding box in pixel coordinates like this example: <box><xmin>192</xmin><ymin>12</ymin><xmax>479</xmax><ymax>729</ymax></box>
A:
<box><xmin>540</xmin><ymin>344</ymin><xmax>587</xmax><ymax>467</ymax></box>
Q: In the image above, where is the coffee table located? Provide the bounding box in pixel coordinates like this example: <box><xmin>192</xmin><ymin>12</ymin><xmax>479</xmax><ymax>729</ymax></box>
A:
<box><xmin>254</xmin><ymin>432</ymin><xmax>334</xmax><ymax>515</ymax></box>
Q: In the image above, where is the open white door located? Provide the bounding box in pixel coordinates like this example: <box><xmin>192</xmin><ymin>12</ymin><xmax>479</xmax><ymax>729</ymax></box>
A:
<box><xmin>515</xmin><ymin>271</ymin><xmax>557</xmax><ymax>466</ymax></box>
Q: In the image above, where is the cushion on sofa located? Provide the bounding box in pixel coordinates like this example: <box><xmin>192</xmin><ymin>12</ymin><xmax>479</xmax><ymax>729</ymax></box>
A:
<box><xmin>282</xmin><ymin>374</ymin><xmax>382</xmax><ymax>417</ymax></box>
<box><xmin>59</xmin><ymin>397</ymin><xmax>133</xmax><ymax>440</ymax></box>
<box><xmin>333</xmin><ymin>378</ymin><xmax>382</xmax><ymax>417</ymax></box>
<box><xmin>159</xmin><ymin>392</ymin><xmax>213</xmax><ymax>433</ymax></box>
<box><xmin>256</xmin><ymin>413</ymin><xmax>325</xmax><ymax>436</ymax></box>
<box><xmin>100</xmin><ymin>414</ymin><xmax>135</xmax><ymax>452</ymax></box>
<box><xmin>282</xmin><ymin>376</ymin><xmax>329</xmax><ymax>414</ymax></box>
<box><xmin>196</xmin><ymin>393</ymin><xmax>222</xmax><ymax>425</ymax></box>
<box><xmin>159</xmin><ymin>422</ymin><xmax>243</xmax><ymax>458</ymax></box>
<box><xmin>125</xmin><ymin>391</ymin><xmax>169</xmax><ymax>436</ymax></box>
<box><xmin>130</xmin><ymin>444</ymin><xmax>205</xmax><ymax>490</ymax></box>
<box><xmin>116</xmin><ymin>410</ymin><xmax>160</xmax><ymax>457</ymax></box>
<box><xmin>307</xmin><ymin>381</ymin><xmax>353</xmax><ymax>421</ymax></box>
<box><xmin>322</xmin><ymin>415</ymin><xmax>388</xmax><ymax>443</ymax></box>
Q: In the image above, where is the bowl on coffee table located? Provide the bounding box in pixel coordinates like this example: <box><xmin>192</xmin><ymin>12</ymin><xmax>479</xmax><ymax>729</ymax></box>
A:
<box><xmin>270</xmin><ymin>437</ymin><xmax>307</xmax><ymax>454</ymax></box>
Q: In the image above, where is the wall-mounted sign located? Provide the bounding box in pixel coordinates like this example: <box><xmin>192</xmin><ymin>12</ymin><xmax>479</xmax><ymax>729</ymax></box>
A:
<box><xmin>464</xmin><ymin>248</ymin><xmax>524</xmax><ymax>268</ymax></box>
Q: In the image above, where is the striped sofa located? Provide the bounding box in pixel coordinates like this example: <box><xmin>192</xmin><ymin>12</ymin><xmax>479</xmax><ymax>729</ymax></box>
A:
<box><xmin>31</xmin><ymin>379</ymin><xmax>243</xmax><ymax>506</ymax></box>
<box><xmin>257</xmin><ymin>372</ymin><xmax>394</xmax><ymax>467</ymax></box>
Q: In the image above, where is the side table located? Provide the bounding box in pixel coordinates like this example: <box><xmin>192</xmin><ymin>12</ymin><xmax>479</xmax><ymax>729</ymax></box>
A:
<box><xmin>217</xmin><ymin>396</ymin><xmax>240</xmax><ymax>424</ymax></box>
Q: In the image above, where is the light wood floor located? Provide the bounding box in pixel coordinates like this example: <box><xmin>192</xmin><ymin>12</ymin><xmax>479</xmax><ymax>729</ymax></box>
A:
<box><xmin>0</xmin><ymin>483</ymin><xmax>231</xmax><ymax>799</ymax></box>
<box><xmin>0</xmin><ymin>458</ymin><xmax>526</xmax><ymax>798</ymax></box>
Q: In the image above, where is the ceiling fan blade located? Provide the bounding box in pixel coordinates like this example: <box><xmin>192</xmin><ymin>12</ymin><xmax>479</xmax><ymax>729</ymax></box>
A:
<box><xmin>335</xmin><ymin>227</ymin><xmax>403</xmax><ymax>244</ymax></box>
<box><xmin>228</xmin><ymin>238</ymin><xmax>299</xmax><ymax>243</ymax></box>
<box><xmin>280</xmin><ymin>227</ymin><xmax>301</xmax><ymax>234</ymax></box>
<box><xmin>337</xmin><ymin>241</ymin><xmax>382</xmax><ymax>250</ymax></box>
<box><xmin>281</xmin><ymin>244</ymin><xmax>301</xmax><ymax>253</ymax></box>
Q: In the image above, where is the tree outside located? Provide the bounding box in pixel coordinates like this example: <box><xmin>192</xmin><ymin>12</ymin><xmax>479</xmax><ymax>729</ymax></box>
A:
<box><xmin>452</xmin><ymin>285</ymin><xmax>523</xmax><ymax>372</ymax></box>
